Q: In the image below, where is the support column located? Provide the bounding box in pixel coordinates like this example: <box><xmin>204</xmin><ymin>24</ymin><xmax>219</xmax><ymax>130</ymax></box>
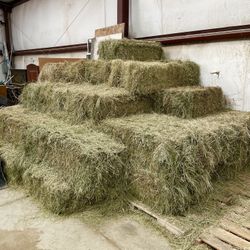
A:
<box><xmin>3</xmin><ymin>7</ymin><xmax>12</xmax><ymax>56</ymax></box>
<box><xmin>117</xmin><ymin>0</ymin><xmax>129</xmax><ymax>37</ymax></box>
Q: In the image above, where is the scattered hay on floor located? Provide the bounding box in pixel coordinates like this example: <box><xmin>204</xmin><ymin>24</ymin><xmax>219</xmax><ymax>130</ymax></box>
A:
<box><xmin>39</xmin><ymin>60</ymin><xmax>111</xmax><ymax>85</ymax></box>
<box><xmin>153</xmin><ymin>86</ymin><xmax>225</xmax><ymax>118</ymax></box>
<box><xmin>21</xmin><ymin>82</ymin><xmax>153</xmax><ymax>123</ymax></box>
<box><xmin>98</xmin><ymin>39</ymin><xmax>164</xmax><ymax>61</ymax></box>
<box><xmin>108</xmin><ymin>60</ymin><xmax>200</xmax><ymax>95</ymax></box>
<box><xmin>101</xmin><ymin>111</ymin><xmax>250</xmax><ymax>215</ymax></box>
<box><xmin>0</xmin><ymin>106</ymin><xmax>128</xmax><ymax>214</ymax></box>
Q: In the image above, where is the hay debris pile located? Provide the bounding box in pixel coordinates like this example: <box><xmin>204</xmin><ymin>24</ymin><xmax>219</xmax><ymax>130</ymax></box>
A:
<box><xmin>0</xmin><ymin>38</ymin><xmax>249</xmax><ymax>216</ymax></box>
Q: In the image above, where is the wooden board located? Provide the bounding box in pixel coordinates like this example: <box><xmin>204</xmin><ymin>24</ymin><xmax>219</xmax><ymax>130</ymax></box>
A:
<box><xmin>130</xmin><ymin>201</ymin><xmax>184</xmax><ymax>236</ymax></box>
<box><xmin>27</xmin><ymin>64</ymin><xmax>39</xmax><ymax>82</ymax></box>
<box><xmin>95</xmin><ymin>23</ymin><xmax>125</xmax><ymax>37</ymax></box>
<box><xmin>0</xmin><ymin>85</ymin><xmax>7</xmax><ymax>97</ymax></box>
<box><xmin>200</xmin><ymin>234</ymin><xmax>235</xmax><ymax>250</ymax></box>
<box><xmin>212</xmin><ymin>228</ymin><xmax>250</xmax><ymax>249</ymax></box>
<box><xmin>221</xmin><ymin>220</ymin><xmax>250</xmax><ymax>241</ymax></box>
<box><xmin>38</xmin><ymin>58</ymin><xmax>83</xmax><ymax>71</ymax></box>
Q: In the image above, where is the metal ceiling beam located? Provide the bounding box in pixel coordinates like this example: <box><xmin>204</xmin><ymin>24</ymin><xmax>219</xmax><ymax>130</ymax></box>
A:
<box><xmin>0</xmin><ymin>0</ymin><xmax>30</xmax><ymax>10</ymax></box>
<box><xmin>0</xmin><ymin>1</ymin><xmax>12</xmax><ymax>11</ymax></box>
<box><xmin>11</xmin><ymin>0</ymin><xmax>30</xmax><ymax>8</ymax></box>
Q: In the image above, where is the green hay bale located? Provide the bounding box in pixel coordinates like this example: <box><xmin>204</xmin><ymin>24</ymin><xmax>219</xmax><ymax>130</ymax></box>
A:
<box><xmin>0</xmin><ymin>143</ymin><xmax>26</xmax><ymax>185</ymax></box>
<box><xmin>0</xmin><ymin>106</ymin><xmax>128</xmax><ymax>212</ymax></box>
<box><xmin>107</xmin><ymin>59</ymin><xmax>124</xmax><ymax>87</ymax></box>
<box><xmin>101</xmin><ymin>111</ymin><xmax>250</xmax><ymax>215</ymax></box>
<box><xmin>21</xmin><ymin>82</ymin><xmax>152</xmax><ymax>123</ymax></box>
<box><xmin>0</xmin><ymin>142</ymin><xmax>128</xmax><ymax>214</ymax></box>
<box><xmin>39</xmin><ymin>60</ymin><xmax>111</xmax><ymax>84</ymax></box>
<box><xmin>109</xmin><ymin>60</ymin><xmax>200</xmax><ymax>95</ymax></box>
<box><xmin>153</xmin><ymin>86</ymin><xmax>225</xmax><ymax>118</ymax></box>
<box><xmin>98</xmin><ymin>39</ymin><xmax>164</xmax><ymax>61</ymax></box>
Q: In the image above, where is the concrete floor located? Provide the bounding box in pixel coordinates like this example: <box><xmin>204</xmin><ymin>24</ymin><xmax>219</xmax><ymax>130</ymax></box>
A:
<box><xmin>0</xmin><ymin>188</ymin><xmax>170</xmax><ymax>250</ymax></box>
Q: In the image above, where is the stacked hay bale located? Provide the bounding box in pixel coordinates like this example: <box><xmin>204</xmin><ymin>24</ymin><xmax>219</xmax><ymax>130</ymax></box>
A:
<box><xmin>98</xmin><ymin>39</ymin><xmax>164</xmax><ymax>61</ymax></box>
<box><xmin>0</xmin><ymin>106</ymin><xmax>127</xmax><ymax>214</ymax></box>
<box><xmin>101</xmin><ymin>112</ymin><xmax>250</xmax><ymax>214</ymax></box>
<box><xmin>0</xmin><ymin>38</ymin><xmax>249</xmax><ymax>216</ymax></box>
<box><xmin>153</xmin><ymin>86</ymin><xmax>225</xmax><ymax>118</ymax></box>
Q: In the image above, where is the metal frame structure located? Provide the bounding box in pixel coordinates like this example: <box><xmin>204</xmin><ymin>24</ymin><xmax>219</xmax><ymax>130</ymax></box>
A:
<box><xmin>0</xmin><ymin>0</ymin><xmax>249</xmax><ymax>56</ymax></box>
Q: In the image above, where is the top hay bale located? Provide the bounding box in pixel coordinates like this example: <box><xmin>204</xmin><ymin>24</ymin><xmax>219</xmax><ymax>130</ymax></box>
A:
<box><xmin>98</xmin><ymin>39</ymin><xmax>164</xmax><ymax>61</ymax></box>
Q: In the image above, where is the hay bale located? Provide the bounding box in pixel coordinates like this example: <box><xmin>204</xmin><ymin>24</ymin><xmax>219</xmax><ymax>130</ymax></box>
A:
<box><xmin>0</xmin><ymin>106</ymin><xmax>128</xmax><ymax>213</ymax></box>
<box><xmin>0</xmin><ymin>143</ymin><xmax>75</xmax><ymax>213</ymax></box>
<box><xmin>98</xmin><ymin>39</ymin><xmax>164</xmax><ymax>61</ymax></box>
<box><xmin>101</xmin><ymin>111</ymin><xmax>250</xmax><ymax>215</ymax></box>
<box><xmin>109</xmin><ymin>60</ymin><xmax>200</xmax><ymax>95</ymax></box>
<box><xmin>39</xmin><ymin>60</ymin><xmax>111</xmax><ymax>84</ymax></box>
<box><xmin>21</xmin><ymin>82</ymin><xmax>153</xmax><ymax>123</ymax></box>
<box><xmin>153</xmin><ymin>86</ymin><xmax>225</xmax><ymax>118</ymax></box>
<box><xmin>107</xmin><ymin>59</ymin><xmax>124</xmax><ymax>87</ymax></box>
<box><xmin>0</xmin><ymin>143</ymin><xmax>26</xmax><ymax>185</ymax></box>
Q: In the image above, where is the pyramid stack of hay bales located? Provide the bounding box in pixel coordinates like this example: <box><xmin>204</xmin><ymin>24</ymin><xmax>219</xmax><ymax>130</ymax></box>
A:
<box><xmin>0</xmin><ymin>38</ymin><xmax>249</xmax><ymax>216</ymax></box>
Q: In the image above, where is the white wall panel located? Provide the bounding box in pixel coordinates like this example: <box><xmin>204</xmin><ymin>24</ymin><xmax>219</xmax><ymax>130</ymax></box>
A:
<box><xmin>14</xmin><ymin>52</ymin><xmax>87</xmax><ymax>69</ymax></box>
<box><xmin>164</xmin><ymin>40</ymin><xmax>250</xmax><ymax>111</ymax></box>
<box><xmin>11</xmin><ymin>0</ymin><xmax>117</xmax><ymax>50</ymax></box>
<box><xmin>130</xmin><ymin>0</ymin><xmax>250</xmax><ymax>37</ymax></box>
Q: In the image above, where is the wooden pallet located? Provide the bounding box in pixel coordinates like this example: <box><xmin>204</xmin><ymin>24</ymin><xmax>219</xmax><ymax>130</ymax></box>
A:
<box><xmin>200</xmin><ymin>220</ymin><xmax>250</xmax><ymax>249</ymax></box>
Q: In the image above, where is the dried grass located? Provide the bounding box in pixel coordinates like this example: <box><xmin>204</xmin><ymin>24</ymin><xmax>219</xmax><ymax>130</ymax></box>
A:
<box><xmin>21</xmin><ymin>82</ymin><xmax>152</xmax><ymax>123</ymax></box>
<box><xmin>108</xmin><ymin>60</ymin><xmax>200</xmax><ymax>95</ymax></box>
<box><xmin>153</xmin><ymin>86</ymin><xmax>225</xmax><ymax>118</ymax></box>
<box><xmin>101</xmin><ymin>111</ymin><xmax>250</xmax><ymax>215</ymax></box>
<box><xmin>0</xmin><ymin>106</ymin><xmax>128</xmax><ymax>214</ymax></box>
<box><xmin>38</xmin><ymin>60</ymin><xmax>111</xmax><ymax>85</ymax></box>
<box><xmin>98</xmin><ymin>39</ymin><xmax>164</xmax><ymax>61</ymax></box>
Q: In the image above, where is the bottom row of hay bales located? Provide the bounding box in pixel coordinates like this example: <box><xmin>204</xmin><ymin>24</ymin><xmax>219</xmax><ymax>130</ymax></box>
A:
<box><xmin>0</xmin><ymin>106</ymin><xmax>127</xmax><ymax>214</ymax></box>
<box><xmin>101</xmin><ymin>111</ymin><xmax>250</xmax><ymax>215</ymax></box>
<box><xmin>1</xmin><ymin>105</ymin><xmax>250</xmax><ymax>215</ymax></box>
